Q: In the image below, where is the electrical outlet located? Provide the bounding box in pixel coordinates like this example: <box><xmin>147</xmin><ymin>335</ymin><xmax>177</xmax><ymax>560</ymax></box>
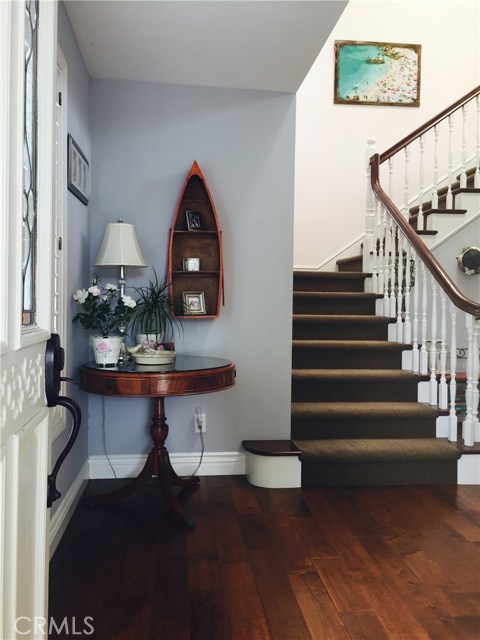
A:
<box><xmin>194</xmin><ymin>407</ymin><xmax>206</xmax><ymax>433</ymax></box>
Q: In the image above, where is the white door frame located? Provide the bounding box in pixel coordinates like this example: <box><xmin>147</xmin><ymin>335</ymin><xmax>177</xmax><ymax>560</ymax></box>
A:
<box><xmin>1</xmin><ymin>1</ymin><xmax>58</xmax><ymax>638</ymax></box>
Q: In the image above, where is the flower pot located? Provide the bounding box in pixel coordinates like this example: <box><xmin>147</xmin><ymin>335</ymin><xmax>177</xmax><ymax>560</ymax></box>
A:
<box><xmin>91</xmin><ymin>335</ymin><xmax>122</xmax><ymax>367</ymax></box>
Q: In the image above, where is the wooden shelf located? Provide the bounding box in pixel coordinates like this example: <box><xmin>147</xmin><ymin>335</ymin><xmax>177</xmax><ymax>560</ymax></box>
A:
<box><xmin>172</xmin><ymin>270</ymin><xmax>220</xmax><ymax>276</ymax></box>
<box><xmin>167</xmin><ymin>162</ymin><xmax>224</xmax><ymax>318</ymax></box>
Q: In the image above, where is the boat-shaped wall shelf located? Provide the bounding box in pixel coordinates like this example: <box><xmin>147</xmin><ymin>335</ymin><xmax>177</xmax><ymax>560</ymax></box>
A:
<box><xmin>167</xmin><ymin>161</ymin><xmax>224</xmax><ymax>318</ymax></box>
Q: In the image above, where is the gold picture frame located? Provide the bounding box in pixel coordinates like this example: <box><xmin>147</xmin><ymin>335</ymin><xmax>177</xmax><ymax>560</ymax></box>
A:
<box><xmin>182</xmin><ymin>291</ymin><xmax>206</xmax><ymax>315</ymax></box>
<box><xmin>334</xmin><ymin>40</ymin><xmax>421</xmax><ymax>107</ymax></box>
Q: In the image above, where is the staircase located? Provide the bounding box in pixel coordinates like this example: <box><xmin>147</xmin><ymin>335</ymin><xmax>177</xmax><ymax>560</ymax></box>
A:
<box><xmin>291</xmin><ymin>269</ymin><xmax>460</xmax><ymax>487</ymax></box>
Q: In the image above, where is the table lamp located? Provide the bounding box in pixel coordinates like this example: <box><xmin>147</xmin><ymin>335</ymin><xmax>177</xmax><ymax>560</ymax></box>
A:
<box><xmin>94</xmin><ymin>218</ymin><xmax>147</xmax><ymax>296</ymax></box>
<box><xmin>94</xmin><ymin>219</ymin><xmax>147</xmax><ymax>363</ymax></box>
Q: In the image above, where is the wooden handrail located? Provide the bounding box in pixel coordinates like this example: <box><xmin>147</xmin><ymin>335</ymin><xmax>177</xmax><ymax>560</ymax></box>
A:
<box><xmin>379</xmin><ymin>85</ymin><xmax>480</xmax><ymax>163</ymax></box>
<box><xmin>370</xmin><ymin>154</ymin><xmax>480</xmax><ymax>319</ymax></box>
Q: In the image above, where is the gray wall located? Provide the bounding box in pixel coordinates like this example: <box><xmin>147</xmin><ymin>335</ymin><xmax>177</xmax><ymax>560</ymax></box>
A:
<box><xmin>88</xmin><ymin>79</ymin><xmax>296</xmax><ymax>456</ymax></box>
<box><xmin>52</xmin><ymin>2</ymin><xmax>91</xmax><ymax>513</ymax></box>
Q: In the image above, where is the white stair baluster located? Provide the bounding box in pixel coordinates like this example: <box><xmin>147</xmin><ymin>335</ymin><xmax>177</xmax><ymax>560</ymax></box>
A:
<box><xmin>432</xmin><ymin>125</ymin><xmax>439</xmax><ymax>209</ymax></box>
<box><xmin>429</xmin><ymin>278</ymin><xmax>438</xmax><ymax>406</ymax></box>
<box><xmin>396</xmin><ymin>234</ymin><xmax>405</xmax><ymax>343</ymax></box>
<box><xmin>403</xmin><ymin>241</ymin><xmax>412</xmax><ymax>345</ymax></box>
<box><xmin>377</xmin><ymin>205</ymin><xmax>385</xmax><ymax>300</ymax></box>
<box><xmin>463</xmin><ymin>314</ymin><xmax>475</xmax><ymax>446</ymax></box>
<box><xmin>388</xmin><ymin>221</ymin><xmax>396</xmax><ymax>318</ymax></box>
<box><xmin>473</xmin><ymin>318</ymin><xmax>479</xmax><ymax>442</ymax></box>
<box><xmin>371</xmin><ymin>200</ymin><xmax>380</xmax><ymax>294</ymax></box>
<box><xmin>475</xmin><ymin>96</ymin><xmax>480</xmax><ymax>188</ymax></box>
<box><xmin>364</xmin><ymin>139</ymin><xmax>377</xmax><ymax>276</ymax></box>
<box><xmin>459</xmin><ymin>104</ymin><xmax>468</xmax><ymax>188</ymax></box>
<box><xmin>403</xmin><ymin>145</ymin><xmax>411</xmax><ymax>217</ymax></box>
<box><xmin>448</xmin><ymin>303</ymin><xmax>458</xmax><ymax>442</ymax></box>
<box><xmin>446</xmin><ymin>114</ymin><xmax>454</xmax><ymax>209</ymax></box>
<box><xmin>418</xmin><ymin>135</ymin><xmax>426</xmax><ymax>230</ymax></box>
<box><xmin>383</xmin><ymin>211</ymin><xmax>391</xmax><ymax>316</ymax></box>
<box><xmin>411</xmin><ymin>249</ymin><xmax>420</xmax><ymax>372</ymax></box>
<box><xmin>420</xmin><ymin>262</ymin><xmax>429</xmax><ymax>375</ymax></box>
<box><xmin>438</xmin><ymin>291</ymin><xmax>448</xmax><ymax>409</ymax></box>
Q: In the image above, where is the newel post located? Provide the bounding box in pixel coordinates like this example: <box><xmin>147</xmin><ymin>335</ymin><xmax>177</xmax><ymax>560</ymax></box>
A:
<box><xmin>364</xmin><ymin>138</ymin><xmax>378</xmax><ymax>282</ymax></box>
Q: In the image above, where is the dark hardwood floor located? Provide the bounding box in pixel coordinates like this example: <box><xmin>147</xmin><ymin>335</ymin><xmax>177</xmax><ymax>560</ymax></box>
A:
<box><xmin>49</xmin><ymin>477</ymin><xmax>480</xmax><ymax>639</ymax></box>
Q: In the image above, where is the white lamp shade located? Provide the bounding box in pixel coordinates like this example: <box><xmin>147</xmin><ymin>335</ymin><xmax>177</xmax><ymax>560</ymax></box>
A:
<box><xmin>94</xmin><ymin>222</ymin><xmax>147</xmax><ymax>267</ymax></box>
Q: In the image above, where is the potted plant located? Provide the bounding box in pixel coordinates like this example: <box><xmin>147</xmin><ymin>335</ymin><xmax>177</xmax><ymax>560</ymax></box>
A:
<box><xmin>72</xmin><ymin>276</ymin><xmax>136</xmax><ymax>365</ymax></box>
<box><xmin>126</xmin><ymin>269</ymin><xmax>181</xmax><ymax>363</ymax></box>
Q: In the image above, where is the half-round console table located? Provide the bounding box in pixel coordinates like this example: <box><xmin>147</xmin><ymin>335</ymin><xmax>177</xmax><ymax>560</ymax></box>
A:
<box><xmin>79</xmin><ymin>355</ymin><xmax>236</xmax><ymax>527</ymax></box>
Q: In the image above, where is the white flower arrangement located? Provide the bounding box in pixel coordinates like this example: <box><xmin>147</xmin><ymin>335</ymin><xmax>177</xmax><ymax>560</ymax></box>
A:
<box><xmin>73</xmin><ymin>277</ymin><xmax>136</xmax><ymax>336</ymax></box>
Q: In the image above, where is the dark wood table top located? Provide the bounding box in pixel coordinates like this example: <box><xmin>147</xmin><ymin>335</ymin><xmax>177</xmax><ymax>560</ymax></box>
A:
<box><xmin>80</xmin><ymin>355</ymin><xmax>236</xmax><ymax>398</ymax></box>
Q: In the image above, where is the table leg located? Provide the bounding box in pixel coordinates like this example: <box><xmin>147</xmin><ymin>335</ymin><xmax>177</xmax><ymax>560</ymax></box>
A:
<box><xmin>86</xmin><ymin>397</ymin><xmax>199</xmax><ymax>527</ymax></box>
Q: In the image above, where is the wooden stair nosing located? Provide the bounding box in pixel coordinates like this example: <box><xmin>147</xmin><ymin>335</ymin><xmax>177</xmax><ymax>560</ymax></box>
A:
<box><xmin>293</xmin><ymin>270</ymin><xmax>370</xmax><ymax>280</ymax></box>
<box><xmin>293</xmin><ymin>314</ymin><xmax>394</xmax><ymax>324</ymax></box>
<box><xmin>292</xmin><ymin>339</ymin><xmax>412</xmax><ymax>352</ymax></box>
<box><xmin>293</xmin><ymin>291</ymin><xmax>382</xmax><ymax>300</ymax></box>
<box><xmin>291</xmin><ymin>401</ymin><xmax>446</xmax><ymax>419</ymax></box>
<box><xmin>291</xmin><ymin>368</ymin><xmax>426</xmax><ymax>382</ymax></box>
<box><xmin>242</xmin><ymin>440</ymin><xmax>300</xmax><ymax>457</ymax></box>
<box><xmin>409</xmin><ymin>208</ymin><xmax>467</xmax><ymax>222</ymax></box>
<box><xmin>294</xmin><ymin>438</ymin><xmax>461</xmax><ymax>463</ymax></box>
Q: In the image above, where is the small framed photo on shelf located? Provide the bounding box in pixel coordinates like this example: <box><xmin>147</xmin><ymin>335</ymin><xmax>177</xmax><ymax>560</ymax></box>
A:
<box><xmin>67</xmin><ymin>134</ymin><xmax>90</xmax><ymax>205</ymax></box>
<box><xmin>182</xmin><ymin>291</ymin><xmax>206</xmax><ymax>315</ymax></box>
<box><xmin>183</xmin><ymin>257</ymin><xmax>200</xmax><ymax>272</ymax></box>
<box><xmin>186</xmin><ymin>210</ymin><xmax>202</xmax><ymax>230</ymax></box>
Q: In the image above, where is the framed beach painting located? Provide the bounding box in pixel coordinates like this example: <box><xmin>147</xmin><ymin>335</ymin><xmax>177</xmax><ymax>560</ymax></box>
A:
<box><xmin>334</xmin><ymin>41</ymin><xmax>421</xmax><ymax>107</ymax></box>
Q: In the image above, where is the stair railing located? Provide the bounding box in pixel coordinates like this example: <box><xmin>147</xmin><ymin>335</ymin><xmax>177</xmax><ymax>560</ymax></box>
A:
<box><xmin>366</xmin><ymin>86</ymin><xmax>480</xmax><ymax>446</ymax></box>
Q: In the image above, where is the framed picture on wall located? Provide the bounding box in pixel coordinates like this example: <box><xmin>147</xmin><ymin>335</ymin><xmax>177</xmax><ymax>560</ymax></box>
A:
<box><xmin>182</xmin><ymin>291</ymin><xmax>206</xmax><ymax>315</ymax></box>
<box><xmin>334</xmin><ymin>40</ymin><xmax>421</xmax><ymax>107</ymax></box>
<box><xmin>67</xmin><ymin>134</ymin><xmax>90</xmax><ymax>205</ymax></box>
<box><xmin>185</xmin><ymin>210</ymin><xmax>202</xmax><ymax>230</ymax></box>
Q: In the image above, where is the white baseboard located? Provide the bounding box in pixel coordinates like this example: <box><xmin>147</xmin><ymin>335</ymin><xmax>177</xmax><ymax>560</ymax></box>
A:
<box><xmin>49</xmin><ymin>459</ymin><xmax>89</xmax><ymax>558</ymax></box>
<box><xmin>88</xmin><ymin>451</ymin><xmax>246</xmax><ymax>479</ymax></box>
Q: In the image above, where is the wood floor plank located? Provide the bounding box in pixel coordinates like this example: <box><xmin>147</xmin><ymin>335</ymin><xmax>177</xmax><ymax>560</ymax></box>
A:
<box><xmin>311</xmin><ymin>556</ymin><xmax>374</xmax><ymax>612</ymax></box>
<box><xmin>249</xmin><ymin>548</ymin><xmax>312</xmax><ymax>640</ymax></box>
<box><xmin>221</xmin><ymin>562</ymin><xmax>272</xmax><ymax>639</ymax></box>
<box><xmin>229</xmin><ymin>475</ymin><xmax>263</xmax><ymax>514</ymax></box>
<box><xmin>303</xmin><ymin>492</ymin><xmax>383</xmax><ymax>579</ymax></box>
<box><xmin>289</xmin><ymin>569</ymin><xmax>351</xmax><ymax>640</ymax></box>
<box><xmin>356</xmin><ymin>536</ymin><xmax>471</xmax><ymax>639</ymax></box>
<box><xmin>188</xmin><ymin>557</ymin><xmax>232</xmax><ymax>640</ymax></box>
<box><xmin>408</xmin><ymin>486</ymin><xmax>480</xmax><ymax>542</ymax></box>
<box><xmin>340</xmin><ymin>610</ymin><xmax>390</xmax><ymax>640</ymax></box>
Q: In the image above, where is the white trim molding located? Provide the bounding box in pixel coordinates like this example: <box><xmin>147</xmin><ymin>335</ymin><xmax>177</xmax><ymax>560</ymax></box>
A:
<box><xmin>49</xmin><ymin>459</ymin><xmax>89</xmax><ymax>558</ymax></box>
<box><xmin>89</xmin><ymin>451</ymin><xmax>246</xmax><ymax>479</ymax></box>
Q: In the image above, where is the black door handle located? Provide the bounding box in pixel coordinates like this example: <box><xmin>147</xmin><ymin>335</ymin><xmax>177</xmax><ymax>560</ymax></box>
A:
<box><xmin>45</xmin><ymin>334</ymin><xmax>82</xmax><ymax>508</ymax></box>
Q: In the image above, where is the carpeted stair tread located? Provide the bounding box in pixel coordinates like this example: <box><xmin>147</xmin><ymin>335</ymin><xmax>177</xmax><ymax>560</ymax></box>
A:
<box><xmin>292</xmin><ymin>368</ymin><xmax>422</xmax><ymax>382</ymax></box>
<box><xmin>293</xmin><ymin>438</ymin><xmax>461</xmax><ymax>463</ymax></box>
<box><xmin>293</xmin><ymin>314</ymin><xmax>393</xmax><ymax>325</ymax></box>
<box><xmin>293</xmin><ymin>291</ymin><xmax>382</xmax><ymax>300</ymax></box>
<box><xmin>291</xmin><ymin>401</ymin><xmax>443</xmax><ymax>419</ymax></box>
<box><xmin>293</xmin><ymin>270</ymin><xmax>371</xmax><ymax>279</ymax></box>
<box><xmin>292</xmin><ymin>339</ymin><xmax>411</xmax><ymax>351</ymax></box>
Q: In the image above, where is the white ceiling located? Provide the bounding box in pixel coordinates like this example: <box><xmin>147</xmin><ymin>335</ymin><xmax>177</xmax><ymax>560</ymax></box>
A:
<box><xmin>64</xmin><ymin>1</ymin><xmax>348</xmax><ymax>93</ymax></box>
